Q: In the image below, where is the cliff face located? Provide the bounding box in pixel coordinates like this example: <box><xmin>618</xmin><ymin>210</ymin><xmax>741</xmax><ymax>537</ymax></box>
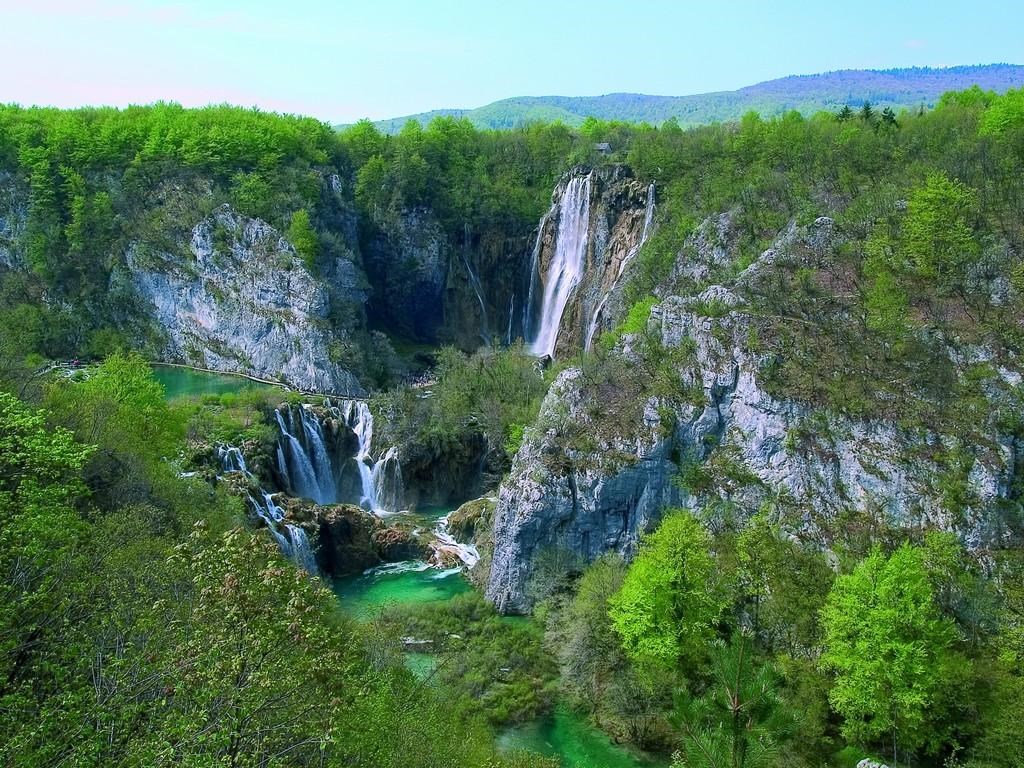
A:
<box><xmin>485</xmin><ymin>217</ymin><xmax>1022</xmax><ymax>613</ymax></box>
<box><xmin>129</xmin><ymin>204</ymin><xmax>365</xmax><ymax>395</ymax></box>
<box><xmin>362</xmin><ymin>207</ymin><xmax>537</xmax><ymax>349</ymax></box>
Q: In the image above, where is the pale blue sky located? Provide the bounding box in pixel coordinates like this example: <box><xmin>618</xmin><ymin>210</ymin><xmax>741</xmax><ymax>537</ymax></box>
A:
<box><xmin>1</xmin><ymin>0</ymin><xmax>1021</xmax><ymax>123</ymax></box>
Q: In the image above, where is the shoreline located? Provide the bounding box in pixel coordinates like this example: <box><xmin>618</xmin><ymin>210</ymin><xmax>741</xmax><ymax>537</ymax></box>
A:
<box><xmin>150</xmin><ymin>361</ymin><xmax>369</xmax><ymax>401</ymax></box>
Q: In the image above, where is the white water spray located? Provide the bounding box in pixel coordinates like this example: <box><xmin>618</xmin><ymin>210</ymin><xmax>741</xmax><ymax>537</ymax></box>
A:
<box><xmin>528</xmin><ymin>173</ymin><xmax>593</xmax><ymax>358</ymax></box>
<box><xmin>218</xmin><ymin>444</ymin><xmax>319</xmax><ymax>575</ymax></box>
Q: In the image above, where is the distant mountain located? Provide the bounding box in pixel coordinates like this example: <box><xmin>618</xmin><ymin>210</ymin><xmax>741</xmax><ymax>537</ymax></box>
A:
<box><xmin>347</xmin><ymin>64</ymin><xmax>1024</xmax><ymax>133</ymax></box>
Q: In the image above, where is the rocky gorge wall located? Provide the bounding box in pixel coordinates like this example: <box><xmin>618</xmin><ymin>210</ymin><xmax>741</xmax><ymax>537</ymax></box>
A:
<box><xmin>485</xmin><ymin>216</ymin><xmax>1023</xmax><ymax>613</ymax></box>
<box><xmin>129</xmin><ymin>204</ymin><xmax>367</xmax><ymax>395</ymax></box>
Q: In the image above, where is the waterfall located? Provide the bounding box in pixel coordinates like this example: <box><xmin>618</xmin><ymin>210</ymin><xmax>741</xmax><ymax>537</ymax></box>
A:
<box><xmin>341</xmin><ymin>400</ymin><xmax>403</xmax><ymax>514</ymax></box>
<box><xmin>274</xmin><ymin>409</ymin><xmax>321</xmax><ymax>505</ymax></box>
<box><xmin>528</xmin><ymin>173</ymin><xmax>593</xmax><ymax>358</ymax></box>
<box><xmin>372</xmin><ymin>445</ymin><xmax>403</xmax><ymax>513</ymax></box>
<box><xmin>506</xmin><ymin>294</ymin><xmax>515</xmax><ymax>346</ymax></box>
<box><xmin>217</xmin><ymin>445</ymin><xmax>319</xmax><ymax>575</ymax></box>
<box><xmin>272</xmin><ymin>404</ymin><xmax>350</xmax><ymax>505</ymax></box>
<box><xmin>218</xmin><ymin>444</ymin><xmax>247</xmax><ymax>474</ymax></box>
<box><xmin>523</xmin><ymin>212</ymin><xmax>548</xmax><ymax>342</ymax></box>
<box><xmin>431</xmin><ymin>512</ymin><xmax>480</xmax><ymax>568</ymax></box>
<box><xmin>462</xmin><ymin>227</ymin><xmax>489</xmax><ymax>344</ymax></box>
<box><xmin>584</xmin><ymin>182</ymin><xmax>656</xmax><ymax>351</ymax></box>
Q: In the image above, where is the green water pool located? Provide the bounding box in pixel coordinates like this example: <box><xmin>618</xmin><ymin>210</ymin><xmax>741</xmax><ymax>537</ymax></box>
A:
<box><xmin>332</xmin><ymin>552</ymin><xmax>665</xmax><ymax>768</ymax></box>
<box><xmin>499</xmin><ymin>706</ymin><xmax>667</xmax><ymax>768</ymax></box>
<box><xmin>153</xmin><ymin>365</ymin><xmax>274</xmax><ymax>400</ymax></box>
<box><xmin>333</xmin><ymin>561</ymin><xmax>471</xmax><ymax>619</ymax></box>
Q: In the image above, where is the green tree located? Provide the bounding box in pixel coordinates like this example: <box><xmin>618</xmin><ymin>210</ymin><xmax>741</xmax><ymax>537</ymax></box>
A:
<box><xmin>820</xmin><ymin>544</ymin><xmax>969</xmax><ymax>761</ymax></box>
<box><xmin>671</xmin><ymin>632</ymin><xmax>792</xmax><ymax>768</ymax></box>
<box><xmin>287</xmin><ymin>208</ymin><xmax>319</xmax><ymax>270</ymax></box>
<box><xmin>0</xmin><ymin>392</ymin><xmax>93</xmax><ymax>736</ymax></box>
<box><xmin>555</xmin><ymin>554</ymin><xmax>628</xmax><ymax>707</ymax></box>
<box><xmin>609</xmin><ymin>511</ymin><xmax>725</xmax><ymax>669</ymax></box>
<box><xmin>901</xmin><ymin>172</ymin><xmax>979</xmax><ymax>290</ymax></box>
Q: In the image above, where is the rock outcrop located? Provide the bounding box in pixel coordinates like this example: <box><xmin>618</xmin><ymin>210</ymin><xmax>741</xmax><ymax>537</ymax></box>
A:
<box><xmin>129</xmin><ymin>205</ymin><xmax>365</xmax><ymax>395</ymax></box>
<box><xmin>523</xmin><ymin>165</ymin><xmax>655</xmax><ymax>357</ymax></box>
<box><xmin>279</xmin><ymin>497</ymin><xmax>427</xmax><ymax>576</ymax></box>
<box><xmin>485</xmin><ymin>217</ymin><xmax>1021</xmax><ymax>613</ymax></box>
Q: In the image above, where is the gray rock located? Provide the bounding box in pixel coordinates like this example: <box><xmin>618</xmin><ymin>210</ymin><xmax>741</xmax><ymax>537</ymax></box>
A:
<box><xmin>485</xmin><ymin>218</ymin><xmax>1020</xmax><ymax>613</ymax></box>
<box><xmin>129</xmin><ymin>204</ymin><xmax>363</xmax><ymax>395</ymax></box>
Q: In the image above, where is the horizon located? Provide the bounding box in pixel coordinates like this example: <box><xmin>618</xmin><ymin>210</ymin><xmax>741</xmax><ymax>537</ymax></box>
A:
<box><xmin>2</xmin><ymin>0</ymin><xmax>1023</xmax><ymax>123</ymax></box>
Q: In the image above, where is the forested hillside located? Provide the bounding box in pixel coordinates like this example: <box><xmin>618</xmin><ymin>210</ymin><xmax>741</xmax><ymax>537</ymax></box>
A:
<box><xmin>362</xmin><ymin>63</ymin><xmax>1024</xmax><ymax>132</ymax></box>
<box><xmin>2</xmin><ymin>84</ymin><xmax>1024</xmax><ymax>768</ymax></box>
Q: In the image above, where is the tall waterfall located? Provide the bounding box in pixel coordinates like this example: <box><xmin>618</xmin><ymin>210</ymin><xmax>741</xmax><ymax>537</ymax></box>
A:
<box><xmin>528</xmin><ymin>173</ymin><xmax>593</xmax><ymax>358</ymax></box>
<box><xmin>217</xmin><ymin>444</ymin><xmax>318</xmax><ymax>574</ymax></box>
<box><xmin>584</xmin><ymin>182</ymin><xmax>656</xmax><ymax>351</ymax></box>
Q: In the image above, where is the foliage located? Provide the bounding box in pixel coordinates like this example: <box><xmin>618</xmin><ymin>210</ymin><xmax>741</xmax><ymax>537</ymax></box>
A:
<box><xmin>609</xmin><ymin>511</ymin><xmax>726</xmax><ymax>670</ymax></box>
<box><xmin>0</xmin><ymin>359</ymin><xmax>555</xmax><ymax>767</ymax></box>
<box><xmin>671</xmin><ymin>632</ymin><xmax>793</xmax><ymax>768</ymax></box>
<box><xmin>820</xmin><ymin>544</ymin><xmax>970</xmax><ymax>761</ymax></box>
<box><xmin>287</xmin><ymin>207</ymin><xmax>319</xmax><ymax>270</ymax></box>
<box><xmin>378</xmin><ymin>592</ymin><xmax>557</xmax><ymax>725</ymax></box>
<box><xmin>374</xmin><ymin>343</ymin><xmax>551</xmax><ymax>474</ymax></box>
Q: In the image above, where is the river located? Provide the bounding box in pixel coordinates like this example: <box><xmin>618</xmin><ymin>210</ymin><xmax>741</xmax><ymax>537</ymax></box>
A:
<box><xmin>161</xmin><ymin>367</ymin><xmax>666</xmax><ymax>768</ymax></box>
<box><xmin>333</xmin><ymin>507</ymin><xmax>667</xmax><ymax>768</ymax></box>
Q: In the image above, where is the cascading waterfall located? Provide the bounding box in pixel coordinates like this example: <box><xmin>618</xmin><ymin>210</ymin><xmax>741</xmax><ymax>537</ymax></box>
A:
<box><xmin>340</xmin><ymin>399</ymin><xmax>403</xmax><ymax>514</ymax></box>
<box><xmin>584</xmin><ymin>182</ymin><xmax>656</xmax><ymax>351</ymax></box>
<box><xmin>217</xmin><ymin>444</ymin><xmax>318</xmax><ymax>574</ymax></box>
<box><xmin>527</xmin><ymin>172</ymin><xmax>593</xmax><ymax>358</ymax></box>
<box><xmin>274</xmin><ymin>408</ymin><xmax>329</xmax><ymax>503</ymax></box>
<box><xmin>431</xmin><ymin>512</ymin><xmax>480</xmax><ymax>568</ymax></box>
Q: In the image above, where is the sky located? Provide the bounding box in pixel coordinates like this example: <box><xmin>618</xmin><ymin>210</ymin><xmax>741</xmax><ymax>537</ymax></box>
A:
<box><xmin>1</xmin><ymin>0</ymin><xmax>1022</xmax><ymax>124</ymax></box>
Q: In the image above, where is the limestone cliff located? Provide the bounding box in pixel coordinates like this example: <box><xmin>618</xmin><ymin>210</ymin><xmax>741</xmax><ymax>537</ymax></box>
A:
<box><xmin>129</xmin><ymin>204</ymin><xmax>365</xmax><ymax>395</ymax></box>
<box><xmin>486</xmin><ymin>216</ymin><xmax>1022</xmax><ymax>613</ymax></box>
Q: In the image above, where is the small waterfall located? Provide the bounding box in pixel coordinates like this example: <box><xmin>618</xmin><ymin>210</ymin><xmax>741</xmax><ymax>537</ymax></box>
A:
<box><xmin>373</xmin><ymin>445</ymin><xmax>403</xmax><ymax>513</ymax></box>
<box><xmin>528</xmin><ymin>173</ymin><xmax>593</xmax><ymax>358</ymax></box>
<box><xmin>585</xmin><ymin>182</ymin><xmax>656</xmax><ymax>351</ymax></box>
<box><xmin>430</xmin><ymin>512</ymin><xmax>480</xmax><ymax>568</ymax></box>
<box><xmin>522</xmin><ymin>212</ymin><xmax>548</xmax><ymax>342</ymax></box>
<box><xmin>506</xmin><ymin>294</ymin><xmax>515</xmax><ymax>346</ymax></box>
<box><xmin>273</xmin><ymin>405</ymin><xmax>340</xmax><ymax>505</ymax></box>
<box><xmin>218</xmin><ymin>445</ymin><xmax>319</xmax><ymax>575</ymax></box>
<box><xmin>341</xmin><ymin>400</ymin><xmax>403</xmax><ymax>514</ymax></box>
<box><xmin>218</xmin><ymin>444</ymin><xmax>247</xmax><ymax>473</ymax></box>
<box><xmin>461</xmin><ymin>226</ymin><xmax>490</xmax><ymax>345</ymax></box>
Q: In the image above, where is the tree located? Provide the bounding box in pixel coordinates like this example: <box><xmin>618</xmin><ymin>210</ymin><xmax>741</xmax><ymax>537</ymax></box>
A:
<box><xmin>287</xmin><ymin>208</ymin><xmax>319</xmax><ymax>270</ymax></box>
<box><xmin>860</xmin><ymin>101</ymin><xmax>876</xmax><ymax>124</ymax></box>
<box><xmin>901</xmin><ymin>172</ymin><xmax>979</xmax><ymax>290</ymax></box>
<box><xmin>671</xmin><ymin>632</ymin><xmax>792</xmax><ymax>768</ymax></box>
<box><xmin>820</xmin><ymin>544</ymin><xmax>969</xmax><ymax>761</ymax></box>
<box><xmin>836</xmin><ymin>105</ymin><xmax>854</xmax><ymax>122</ymax></box>
<box><xmin>555</xmin><ymin>554</ymin><xmax>628</xmax><ymax>707</ymax></box>
<box><xmin>0</xmin><ymin>392</ymin><xmax>93</xmax><ymax>741</ymax></box>
<box><xmin>609</xmin><ymin>511</ymin><xmax>725</xmax><ymax>669</ymax></box>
